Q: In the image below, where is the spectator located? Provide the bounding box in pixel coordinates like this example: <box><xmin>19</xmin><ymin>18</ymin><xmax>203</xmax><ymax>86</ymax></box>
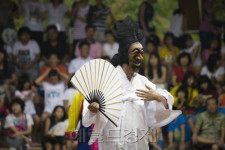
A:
<box><xmin>138</xmin><ymin>0</ymin><xmax>156</xmax><ymax>37</ymax></box>
<box><xmin>39</xmin><ymin>52</ymin><xmax>67</xmax><ymax>81</ymax></box>
<box><xmin>201</xmin><ymin>54</ymin><xmax>225</xmax><ymax>84</ymax></box>
<box><xmin>45</xmin><ymin>0</ymin><xmax>69</xmax><ymax>42</ymax></box>
<box><xmin>170</xmin><ymin>71</ymin><xmax>199</xmax><ymax>110</ymax></box>
<box><xmin>63</xmin><ymin>82</ymin><xmax>77</xmax><ymax>112</ymax></box>
<box><xmin>175</xmin><ymin>86</ymin><xmax>188</xmax><ymax>111</ymax></box>
<box><xmin>192</xmin><ymin>97</ymin><xmax>225</xmax><ymax>150</ymax></box>
<box><xmin>35</xmin><ymin>69</ymin><xmax>69</xmax><ymax>123</ymax></box>
<box><xmin>15</xmin><ymin>74</ymin><xmax>40</xmax><ymax>139</ymax></box>
<box><xmin>12</xmin><ymin>27</ymin><xmax>40</xmax><ymax>81</ymax></box>
<box><xmin>91</xmin><ymin>0</ymin><xmax>114</xmax><ymax>42</ymax></box>
<box><xmin>218</xmin><ymin>83</ymin><xmax>225</xmax><ymax>109</ymax></box>
<box><xmin>69</xmin><ymin>41</ymin><xmax>92</xmax><ymax>76</ymax></box>
<box><xmin>71</xmin><ymin>0</ymin><xmax>91</xmax><ymax>46</ymax></box>
<box><xmin>4</xmin><ymin>98</ymin><xmax>33</xmax><ymax>150</ymax></box>
<box><xmin>180</xmin><ymin>34</ymin><xmax>201</xmax><ymax>69</ymax></box>
<box><xmin>41</xmin><ymin>25</ymin><xmax>69</xmax><ymax>65</ymax></box>
<box><xmin>102</xmin><ymin>30</ymin><xmax>118</xmax><ymax>59</ymax></box>
<box><xmin>172</xmin><ymin>53</ymin><xmax>195</xmax><ymax>86</ymax></box>
<box><xmin>145</xmin><ymin>52</ymin><xmax>167</xmax><ymax>89</ymax></box>
<box><xmin>202</xmin><ymin>39</ymin><xmax>219</xmax><ymax>65</ymax></box>
<box><xmin>43</xmin><ymin>106</ymin><xmax>67</xmax><ymax>150</ymax></box>
<box><xmin>167</xmin><ymin>113</ymin><xmax>188</xmax><ymax>150</ymax></box>
<box><xmin>20</xmin><ymin>0</ymin><xmax>46</xmax><ymax>45</ymax></box>
<box><xmin>75</xmin><ymin>24</ymin><xmax>103</xmax><ymax>58</ymax></box>
<box><xmin>169</xmin><ymin>9</ymin><xmax>186</xmax><ymax>41</ymax></box>
<box><xmin>0</xmin><ymin>49</ymin><xmax>16</xmax><ymax>102</ymax></box>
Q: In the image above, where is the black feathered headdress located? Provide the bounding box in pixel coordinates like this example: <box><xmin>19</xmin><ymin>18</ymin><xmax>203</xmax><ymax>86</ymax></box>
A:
<box><xmin>112</xmin><ymin>16</ymin><xmax>144</xmax><ymax>66</ymax></box>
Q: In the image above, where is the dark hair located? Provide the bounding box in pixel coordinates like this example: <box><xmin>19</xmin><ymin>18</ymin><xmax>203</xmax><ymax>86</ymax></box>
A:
<box><xmin>177</xmin><ymin>52</ymin><xmax>192</xmax><ymax>66</ymax></box>
<box><xmin>176</xmin><ymin>86</ymin><xmax>188</xmax><ymax>102</ymax></box>
<box><xmin>111</xmin><ymin>53</ymin><xmax>128</xmax><ymax>66</ymax></box>
<box><xmin>104</xmin><ymin>30</ymin><xmax>116</xmax><ymax>40</ymax></box>
<box><xmin>206</xmin><ymin>54</ymin><xmax>220</xmax><ymax>73</ymax></box>
<box><xmin>18</xmin><ymin>27</ymin><xmax>30</xmax><ymax>37</ymax></box>
<box><xmin>205</xmin><ymin>97</ymin><xmax>218</xmax><ymax>105</ymax></box>
<box><xmin>0</xmin><ymin>48</ymin><xmax>8</xmax><ymax>72</ymax></box>
<box><xmin>85</xmin><ymin>24</ymin><xmax>95</xmax><ymax>31</ymax></box>
<box><xmin>101</xmin><ymin>56</ymin><xmax>111</xmax><ymax>61</ymax></box>
<box><xmin>17</xmin><ymin>74</ymin><xmax>31</xmax><ymax>91</ymax></box>
<box><xmin>48</xmin><ymin>69</ymin><xmax>60</xmax><ymax>78</ymax></box>
<box><xmin>47</xmin><ymin>52</ymin><xmax>60</xmax><ymax>59</ymax></box>
<box><xmin>145</xmin><ymin>35</ymin><xmax>160</xmax><ymax>48</ymax></box>
<box><xmin>46</xmin><ymin>25</ymin><xmax>58</xmax><ymax>32</ymax></box>
<box><xmin>180</xmin><ymin>34</ymin><xmax>192</xmax><ymax>49</ymax></box>
<box><xmin>51</xmin><ymin>0</ymin><xmax>63</xmax><ymax>3</ymax></box>
<box><xmin>164</xmin><ymin>32</ymin><xmax>174</xmax><ymax>46</ymax></box>
<box><xmin>181</xmin><ymin>71</ymin><xmax>196</xmax><ymax>88</ymax></box>
<box><xmin>173</xmin><ymin>9</ymin><xmax>184</xmax><ymax>15</ymax></box>
<box><xmin>9</xmin><ymin>98</ymin><xmax>25</xmax><ymax>112</ymax></box>
<box><xmin>147</xmin><ymin>52</ymin><xmax>162</xmax><ymax>79</ymax></box>
<box><xmin>50</xmin><ymin>105</ymin><xmax>67</xmax><ymax>122</ymax></box>
<box><xmin>197</xmin><ymin>75</ymin><xmax>216</xmax><ymax>93</ymax></box>
<box><xmin>79</xmin><ymin>40</ymin><xmax>90</xmax><ymax>49</ymax></box>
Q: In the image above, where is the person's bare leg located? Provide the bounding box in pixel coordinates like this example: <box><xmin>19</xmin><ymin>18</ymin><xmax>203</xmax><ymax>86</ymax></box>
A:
<box><xmin>41</xmin><ymin>112</ymin><xmax>50</xmax><ymax>133</ymax></box>
<box><xmin>45</xmin><ymin>143</ymin><xmax>53</xmax><ymax>150</ymax></box>
<box><xmin>54</xmin><ymin>143</ymin><xmax>61</xmax><ymax>150</ymax></box>
<box><xmin>188</xmin><ymin>117</ymin><xmax>195</xmax><ymax>132</ymax></box>
<box><xmin>211</xmin><ymin>144</ymin><xmax>219</xmax><ymax>150</ymax></box>
<box><xmin>197</xmin><ymin>136</ymin><xmax>215</xmax><ymax>144</ymax></box>
<box><xmin>33</xmin><ymin>115</ymin><xmax>40</xmax><ymax>141</ymax></box>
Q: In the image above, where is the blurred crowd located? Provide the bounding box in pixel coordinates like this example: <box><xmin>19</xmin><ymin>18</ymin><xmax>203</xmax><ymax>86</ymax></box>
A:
<box><xmin>0</xmin><ymin>0</ymin><xmax>225</xmax><ymax>150</ymax></box>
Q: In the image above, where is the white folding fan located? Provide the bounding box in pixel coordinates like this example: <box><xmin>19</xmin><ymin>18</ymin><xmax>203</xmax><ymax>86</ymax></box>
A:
<box><xmin>70</xmin><ymin>59</ymin><xmax>123</xmax><ymax>127</ymax></box>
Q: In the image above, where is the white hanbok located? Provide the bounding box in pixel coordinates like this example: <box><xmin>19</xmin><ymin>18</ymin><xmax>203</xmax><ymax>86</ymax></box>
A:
<box><xmin>82</xmin><ymin>65</ymin><xmax>181</xmax><ymax>150</ymax></box>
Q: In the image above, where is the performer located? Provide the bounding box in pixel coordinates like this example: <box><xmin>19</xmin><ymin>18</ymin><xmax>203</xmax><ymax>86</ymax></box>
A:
<box><xmin>82</xmin><ymin>17</ymin><xmax>181</xmax><ymax>150</ymax></box>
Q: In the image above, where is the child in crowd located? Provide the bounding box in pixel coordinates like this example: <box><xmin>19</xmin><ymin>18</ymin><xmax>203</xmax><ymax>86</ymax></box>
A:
<box><xmin>176</xmin><ymin>87</ymin><xmax>188</xmax><ymax>111</ymax></box>
<box><xmin>43</xmin><ymin>106</ymin><xmax>67</xmax><ymax>150</ymax></box>
<box><xmin>39</xmin><ymin>52</ymin><xmax>67</xmax><ymax>81</ymax></box>
<box><xmin>35</xmin><ymin>68</ymin><xmax>69</xmax><ymax>123</ymax></box>
<box><xmin>4</xmin><ymin>98</ymin><xmax>33</xmax><ymax>150</ymax></box>
<box><xmin>15</xmin><ymin>74</ymin><xmax>40</xmax><ymax>139</ymax></box>
<box><xmin>202</xmin><ymin>39</ymin><xmax>219</xmax><ymax>64</ymax></box>
<box><xmin>12</xmin><ymin>27</ymin><xmax>40</xmax><ymax>81</ymax></box>
<box><xmin>102</xmin><ymin>30</ymin><xmax>119</xmax><ymax>59</ymax></box>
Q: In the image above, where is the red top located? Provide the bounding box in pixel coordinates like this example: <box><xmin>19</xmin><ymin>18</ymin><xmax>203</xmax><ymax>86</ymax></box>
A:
<box><xmin>172</xmin><ymin>66</ymin><xmax>195</xmax><ymax>83</ymax></box>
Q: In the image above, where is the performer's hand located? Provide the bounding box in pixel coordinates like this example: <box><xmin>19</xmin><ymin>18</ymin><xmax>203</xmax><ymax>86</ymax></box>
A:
<box><xmin>135</xmin><ymin>85</ymin><xmax>160</xmax><ymax>101</ymax></box>
<box><xmin>88</xmin><ymin>102</ymin><xmax>99</xmax><ymax>113</ymax></box>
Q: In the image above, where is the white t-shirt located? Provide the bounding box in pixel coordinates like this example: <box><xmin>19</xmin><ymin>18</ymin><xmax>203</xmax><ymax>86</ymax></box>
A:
<box><xmin>15</xmin><ymin>90</ymin><xmax>36</xmax><ymax>115</ymax></box>
<box><xmin>68</xmin><ymin>56</ymin><xmax>92</xmax><ymax>74</ymax></box>
<box><xmin>23</xmin><ymin>1</ymin><xmax>46</xmax><ymax>31</ymax></box>
<box><xmin>181</xmin><ymin>41</ymin><xmax>201</xmax><ymax>66</ymax></box>
<box><xmin>62</xmin><ymin>88</ymin><xmax>77</xmax><ymax>107</ymax></box>
<box><xmin>46</xmin><ymin>3</ymin><xmax>68</xmax><ymax>32</ymax></box>
<box><xmin>201</xmin><ymin>66</ymin><xmax>225</xmax><ymax>80</ymax></box>
<box><xmin>43</xmin><ymin>81</ymin><xmax>65</xmax><ymax>113</ymax></box>
<box><xmin>12</xmin><ymin>40</ymin><xmax>40</xmax><ymax>64</ymax></box>
<box><xmin>4</xmin><ymin>113</ymin><xmax>34</xmax><ymax>128</ymax></box>
<box><xmin>169</xmin><ymin>14</ymin><xmax>183</xmax><ymax>37</ymax></box>
<box><xmin>103</xmin><ymin>42</ymin><xmax>119</xmax><ymax>59</ymax></box>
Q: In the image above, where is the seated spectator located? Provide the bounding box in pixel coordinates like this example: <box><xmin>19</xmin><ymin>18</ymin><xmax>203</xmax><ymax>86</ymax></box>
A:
<box><xmin>0</xmin><ymin>49</ymin><xmax>16</xmax><ymax>102</ymax></box>
<box><xmin>102</xmin><ymin>30</ymin><xmax>118</xmax><ymax>59</ymax></box>
<box><xmin>43</xmin><ymin>106</ymin><xmax>67</xmax><ymax>150</ymax></box>
<box><xmin>39</xmin><ymin>52</ymin><xmax>67</xmax><ymax>81</ymax></box>
<box><xmin>20</xmin><ymin>0</ymin><xmax>46</xmax><ymax>45</ymax></box>
<box><xmin>202</xmin><ymin>39</ymin><xmax>219</xmax><ymax>65</ymax></box>
<box><xmin>172</xmin><ymin>53</ymin><xmax>195</xmax><ymax>86</ymax></box>
<box><xmin>74</xmin><ymin>24</ymin><xmax>103</xmax><ymax>59</ymax></box>
<box><xmin>201</xmin><ymin>54</ymin><xmax>225</xmax><ymax>84</ymax></box>
<box><xmin>41</xmin><ymin>25</ymin><xmax>69</xmax><ymax>65</ymax></box>
<box><xmin>180</xmin><ymin>34</ymin><xmax>201</xmax><ymax>70</ymax></box>
<box><xmin>4</xmin><ymin>98</ymin><xmax>33</xmax><ymax>150</ymax></box>
<box><xmin>175</xmin><ymin>86</ymin><xmax>188</xmax><ymax>111</ymax></box>
<box><xmin>192</xmin><ymin>97</ymin><xmax>225</xmax><ymax>150</ymax></box>
<box><xmin>218</xmin><ymin>83</ymin><xmax>225</xmax><ymax>109</ymax></box>
<box><xmin>45</xmin><ymin>0</ymin><xmax>69</xmax><ymax>42</ymax></box>
<box><xmin>167</xmin><ymin>113</ymin><xmax>189</xmax><ymax>150</ymax></box>
<box><xmin>143</xmin><ymin>35</ymin><xmax>160</xmax><ymax>68</ymax></box>
<box><xmin>15</xmin><ymin>74</ymin><xmax>40</xmax><ymax>139</ymax></box>
<box><xmin>160</xmin><ymin>32</ymin><xmax>180</xmax><ymax>65</ymax></box>
<box><xmin>197</xmin><ymin>75</ymin><xmax>218</xmax><ymax>107</ymax></box>
<box><xmin>69</xmin><ymin>40</ymin><xmax>92</xmax><ymax>76</ymax></box>
<box><xmin>35</xmin><ymin>69</ymin><xmax>69</xmax><ymax>123</ymax></box>
<box><xmin>145</xmin><ymin>52</ymin><xmax>167</xmax><ymax>89</ymax></box>
<box><xmin>170</xmin><ymin>71</ymin><xmax>199</xmax><ymax>110</ymax></box>
<box><xmin>12</xmin><ymin>27</ymin><xmax>40</xmax><ymax>81</ymax></box>
<box><xmin>91</xmin><ymin>0</ymin><xmax>114</xmax><ymax>42</ymax></box>
<box><xmin>63</xmin><ymin>82</ymin><xmax>77</xmax><ymax>112</ymax></box>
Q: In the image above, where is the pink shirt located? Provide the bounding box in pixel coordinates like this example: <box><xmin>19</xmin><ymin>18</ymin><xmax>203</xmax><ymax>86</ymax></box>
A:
<box><xmin>75</xmin><ymin>41</ymin><xmax>103</xmax><ymax>59</ymax></box>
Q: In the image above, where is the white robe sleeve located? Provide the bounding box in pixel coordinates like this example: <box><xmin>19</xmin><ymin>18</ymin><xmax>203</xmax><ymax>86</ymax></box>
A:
<box><xmin>144</xmin><ymin>80</ymin><xmax>181</xmax><ymax>127</ymax></box>
<box><xmin>82</xmin><ymin>100</ymin><xmax>108</xmax><ymax>145</ymax></box>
